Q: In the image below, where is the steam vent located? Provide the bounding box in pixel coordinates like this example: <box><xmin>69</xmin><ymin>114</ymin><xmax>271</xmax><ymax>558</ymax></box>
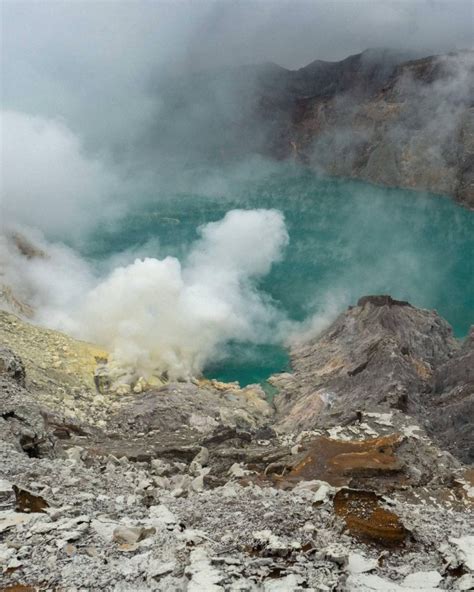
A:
<box><xmin>1</xmin><ymin>1</ymin><xmax>473</xmax><ymax>590</ymax></box>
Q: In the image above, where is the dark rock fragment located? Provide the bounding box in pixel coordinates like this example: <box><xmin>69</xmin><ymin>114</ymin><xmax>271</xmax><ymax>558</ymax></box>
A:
<box><xmin>13</xmin><ymin>485</ymin><xmax>49</xmax><ymax>513</ymax></box>
<box><xmin>0</xmin><ymin>347</ymin><xmax>26</xmax><ymax>388</ymax></box>
<box><xmin>278</xmin><ymin>434</ymin><xmax>403</xmax><ymax>488</ymax></box>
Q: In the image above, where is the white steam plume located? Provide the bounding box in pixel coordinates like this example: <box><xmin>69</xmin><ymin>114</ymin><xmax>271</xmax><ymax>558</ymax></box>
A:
<box><xmin>1</xmin><ymin>210</ymin><xmax>289</xmax><ymax>380</ymax></box>
<box><xmin>0</xmin><ymin>228</ymin><xmax>96</xmax><ymax>334</ymax></box>
<box><xmin>81</xmin><ymin>209</ymin><xmax>289</xmax><ymax>379</ymax></box>
<box><xmin>0</xmin><ymin>108</ymin><xmax>291</xmax><ymax>380</ymax></box>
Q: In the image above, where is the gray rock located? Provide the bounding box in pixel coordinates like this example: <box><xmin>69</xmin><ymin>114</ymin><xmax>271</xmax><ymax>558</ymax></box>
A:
<box><xmin>0</xmin><ymin>478</ymin><xmax>14</xmax><ymax>510</ymax></box>
<box><xmin>272</xmin><ymin>295</ymin><xmax>471</xmax><ymax>464</ymax></box>
<box><xmin>426</xmin><ymin>327</ymin><xmax>474</xmax><ymax>463</ymax></box>
<box><xmin>112</xmin><ymin>525</ymin><xmax>156</xmax><ymax>544</ymax></box>
<box><xmin>0</xmin><ymin>295</ymin><xmax>472</xmax><ymax>591</ymax></box>
<box><xmin>273</xmin><ymin>296</ymin><xmax>457</xmax><ymax>427</ymax></box>
<box><xmin>0</xmin><ymin>376</ymin><xmax>54</xmax><ymax>458</ymax></box>
<box><xmin>0</xmin><ymin>346</ymin><xmax>26</xmax><ymax>387</ymax></box>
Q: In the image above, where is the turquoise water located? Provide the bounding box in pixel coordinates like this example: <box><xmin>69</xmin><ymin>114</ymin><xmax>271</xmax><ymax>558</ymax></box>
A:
<box><xmin>81</xmin><ymin>164</ymin><xmax>474</xmax><ymax>385</ymax></box>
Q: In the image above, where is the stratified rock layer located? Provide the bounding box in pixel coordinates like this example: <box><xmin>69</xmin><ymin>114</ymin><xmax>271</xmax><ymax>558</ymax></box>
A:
<box><xmin>429</xmin><ymin>327</ymin><xmax>474</xmax><ymax>462</ymax></box>
<box><xmin>286</xmin><ymin>53</ymin><xmax>474</xmax><ymax>207</ymax></box>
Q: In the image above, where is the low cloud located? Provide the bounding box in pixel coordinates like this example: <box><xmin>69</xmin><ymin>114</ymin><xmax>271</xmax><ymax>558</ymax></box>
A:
<box><xmin>1</xmin><ymin>110</ymin><xmax>120</xmax><ymax>239</ymax></box>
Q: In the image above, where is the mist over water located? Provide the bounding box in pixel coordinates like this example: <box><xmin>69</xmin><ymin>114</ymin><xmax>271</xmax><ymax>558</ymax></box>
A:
<box><xmin>72</xmin><ymin>162</ymin><xmax>473</xmax><ymax>385</ymax></box>
<box><xmin>1</xmin><ymin>2</ymin><xmax>473</xmax><ymax>387</ymax></box>
<box><xmin>80</xmin><ymin>208</ymin><xmax>289</xmax><ymax>381</ymax></box>
<box><xmin>1</xmin><ymin>111</ymin><xmax>472</xmax><ymax>385</ymax></box>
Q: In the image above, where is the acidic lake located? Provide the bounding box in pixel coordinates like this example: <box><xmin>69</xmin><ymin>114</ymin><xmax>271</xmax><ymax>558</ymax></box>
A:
<box><xmin>80</xmin><ymin>164</ymin><xmax>474</xmax><ymax>386</ymax></box>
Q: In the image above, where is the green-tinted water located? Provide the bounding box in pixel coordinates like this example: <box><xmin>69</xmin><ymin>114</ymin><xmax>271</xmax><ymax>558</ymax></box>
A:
<box><xmin>82</xmin><ymin>164</ymin><xmax>474</xmax><ymax>385</ymax></box>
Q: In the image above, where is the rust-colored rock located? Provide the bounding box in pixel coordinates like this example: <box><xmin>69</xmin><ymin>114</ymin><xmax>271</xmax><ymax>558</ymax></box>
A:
<box><xmin>278</xmin><ymin>434</ymin><xmax>403</xmax><ymax>488</ymax></box>
<box><xmin>334</xmin><ymin>488</ymin><xmax>409</xmax><ymax>546</ymax></box>
<box><xmin>454</xmin><ymin>468</ymin><xmax>474</xmax><ymax>505</ymax></box>
<box><xmin>13</xmin><ymin>486</ymin><xmax>49</xmax><ymax>514</ymax></box>
<box><xmin>0</xmin><ymin>587</ymin><xmax>37</xmax><ymax>592</ymax></box>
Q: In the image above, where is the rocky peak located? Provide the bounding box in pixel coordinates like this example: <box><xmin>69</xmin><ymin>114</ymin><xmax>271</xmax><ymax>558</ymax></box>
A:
<box><xmin>153</xmin><ymin>48</ymin><xmax>474</xmax><ymax>206</ymax></box>
<box><xmin>356</xmin><ymin>295</ymin><xmax>412</xmax><ymax>308</ymax></box>
<box><xmin>272</xmin><ymin>295</ymin><xmax>473</xmax><ymax>464</ymax></box>
<box><xmin>285</xmin><ymin>51</ymin><xmax>474</xmax><ymax>206</ymax></box>
<box><xmin>296</xmin><ymin>48</ymin><xmax>417</xmax><ymax>99</ymax></box>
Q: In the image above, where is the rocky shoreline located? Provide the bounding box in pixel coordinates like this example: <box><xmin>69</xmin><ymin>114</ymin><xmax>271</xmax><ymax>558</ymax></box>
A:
<box><xmin>1</xmin><ymin>297</ymin><xmax>473</xmax><ymax>591</ymax></box>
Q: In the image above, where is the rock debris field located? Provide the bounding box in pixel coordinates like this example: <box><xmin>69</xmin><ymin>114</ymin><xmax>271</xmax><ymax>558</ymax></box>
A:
<box><xmin>0</xmin><ymin>296</ymin><xmax>473</xmax><ymax>591</ymax></box>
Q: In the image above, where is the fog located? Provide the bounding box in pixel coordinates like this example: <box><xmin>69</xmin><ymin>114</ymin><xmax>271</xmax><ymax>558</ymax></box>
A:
<box><xmin>82</xmin><ymin>209</ymin><xmax>289</xmax><ymax>379</ymax></box>
<box><xmin>2</xmin><ymin>1</ymin><xmax>472</xmax><ymax>159</ymax></box>
<box><xmin>1</xmin><ymin>110</ymin><xmax>120</xmax><ymax>237</ymax></box>
<box><xmin>0</xmin><ymin>0</ymin><xmax>472</xmax><ymax>381</ymax></box>
<box><xmin>2</xmin><ymin>0</ymin><xmax>472</xmax><ymax>200</ymax></box>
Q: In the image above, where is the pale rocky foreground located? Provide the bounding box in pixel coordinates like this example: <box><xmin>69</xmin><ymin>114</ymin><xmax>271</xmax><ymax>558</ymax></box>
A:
<box><xmin>0</xmin><ymin>296</ymin><xmax>473</xmax><ymax>591</ymax></box>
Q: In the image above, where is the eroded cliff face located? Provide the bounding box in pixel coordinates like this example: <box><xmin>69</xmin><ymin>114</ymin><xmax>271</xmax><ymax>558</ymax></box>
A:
<box><xmin>272</xmin><ymin>295</ymin><xmax>474</xmax><ymax>464</ymax></box>
<box><xmin>155</xmin><ymin>49</ymin><xmax>474</xmax><ymax>206</ymax></box>
<box><xmin>284</xmin><ymin>53</ymin><xmax>474</xmax><ymax>207</ymax></box>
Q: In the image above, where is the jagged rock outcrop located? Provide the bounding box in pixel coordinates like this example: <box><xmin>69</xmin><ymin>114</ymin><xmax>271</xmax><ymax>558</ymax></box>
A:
<box><xmin>0</xmin><ymin>345</ymin><xmax>26</xmax><ymax>387</ymax></box>
<box><xmin>0</xmin><ymin>309</ymin><xmax>109</xmax><ymax>424</ymax></box>
<box><xmin>271</xmin><ymin>295</ymin><xmax>473</xmax><ymax>464</ymax></box>
<box><xmin>0</xmin><ymin>347</ymin><xmax>54</xmax><ymax>458</ymax></box>
<box><xmin>287</xmin><ymin>52</ymin><xmax>474</xmax><ymax>207</ymax></box>
<box><xmin>428</xmin><ymin>327</ymin><xmax>474</xmax><ymax>463</ymax></box>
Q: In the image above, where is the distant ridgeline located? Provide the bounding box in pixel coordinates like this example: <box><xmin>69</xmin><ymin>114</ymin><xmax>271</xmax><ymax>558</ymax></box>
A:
<box><xmin>151</xmin><ymin>49</ymin><xmax>474</xmax><ymax>207</ymax></box>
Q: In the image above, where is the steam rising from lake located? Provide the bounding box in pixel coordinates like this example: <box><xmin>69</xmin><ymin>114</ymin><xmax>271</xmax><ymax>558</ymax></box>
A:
<box><xmin>81</xmin><ymin>209</ymin><xmax>289</xmax><ymax>379</ymax></box>
<box><xmin>1</xmin><ymin>209</ymin><xmax>290</xmax><ymax>380</ymax></box>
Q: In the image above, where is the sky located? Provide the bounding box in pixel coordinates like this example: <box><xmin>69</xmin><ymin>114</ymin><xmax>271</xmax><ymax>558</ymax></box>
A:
<box><xmin>2</xmin><ymin>1</ymin><xmax>472</xmax><ymax>140</ymax></box>
<box><xmin>1</xmin><ymin>0</ymin><xmax>472</xmax><ymax>229</ymax></box>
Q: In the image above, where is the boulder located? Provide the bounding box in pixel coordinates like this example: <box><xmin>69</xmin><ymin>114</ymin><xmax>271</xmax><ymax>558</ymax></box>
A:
<box><xmin>427</xmin><ymin>327</ymin><xmax>474</xmax><ymax>463</ymax></box>
<box><xmin>273</xmin><ymin>295</ymin><xmax>458</xmax><ymax>430</ymax></box>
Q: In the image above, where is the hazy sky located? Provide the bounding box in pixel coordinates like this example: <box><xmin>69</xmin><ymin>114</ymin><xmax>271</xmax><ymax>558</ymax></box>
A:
<box><xmin>1</xmin><ymin>1</ymin><xmax>473</xmax><ymax>158</ymax></box>
<box><xmin>2</xmin><ymin>0</ymin><xmax>473</xmax><ymax>73</ymax></box>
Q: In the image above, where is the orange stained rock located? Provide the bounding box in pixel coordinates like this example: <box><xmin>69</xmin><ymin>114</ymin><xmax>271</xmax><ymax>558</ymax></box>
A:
<box><xmin>411</xmin><ymin>357</ymin><xmax>432</xmax><ymax>380</ymax></box>
<box><xmin>13</xmin><ymin>486</ymin><xmax>49</xmax><ymax>514</ymax></box>
<box><xmin>0</xmin><ymin>587</ymin><xmax>37</xmax><ymax>592</ymax></box>
<box><xmin>334</xmin><ymin>488</ymin><xmax>409</xmax><ymax>546</ymax></box>
<box><xmin>281</xmin><ymin>433</ymin><xmax>403</xmax><ymax>487</ymax></box>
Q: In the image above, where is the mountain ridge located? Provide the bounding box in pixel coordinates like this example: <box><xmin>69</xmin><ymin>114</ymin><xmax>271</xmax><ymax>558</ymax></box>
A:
<box><xmin>150</xmin><ymin>48</ymin><xmax>474</xmax><ymax>207</ymax></box>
